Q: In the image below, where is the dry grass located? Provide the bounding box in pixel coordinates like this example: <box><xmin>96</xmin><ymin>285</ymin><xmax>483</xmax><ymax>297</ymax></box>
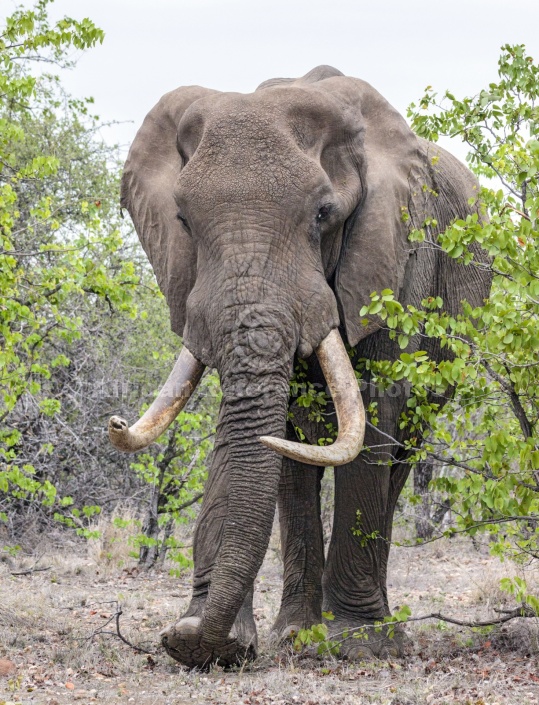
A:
<box><xmin>86</xmin><ymin>505</ymin><xmax>140</xmax><ymax>571</ymax></box>
<box><xmin>1</xmin><ymin>522</ymin><xmax>539</xmax><ymax>705</ymax></box>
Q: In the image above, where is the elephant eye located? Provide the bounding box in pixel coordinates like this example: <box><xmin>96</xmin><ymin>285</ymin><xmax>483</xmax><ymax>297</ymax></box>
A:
<box><xmin>316</xmin><ymin>205</ymin><xmax>332</xmax><ymax>223</ymax></box>
<box><xmin>176</xmin><ymin>211</ymin><xmax>190</xmax><ymax>230</ymax></box>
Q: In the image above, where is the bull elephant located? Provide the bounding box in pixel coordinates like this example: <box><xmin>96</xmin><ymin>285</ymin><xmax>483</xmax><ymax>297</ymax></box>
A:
<box><xmin>108</xmin><ymin>66</ymin><xmax>491</xmax><ymax>668</ymax></box>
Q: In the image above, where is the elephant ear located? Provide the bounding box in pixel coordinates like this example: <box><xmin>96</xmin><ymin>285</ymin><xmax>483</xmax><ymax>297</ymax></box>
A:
<box><xmin>121</xmin><ymin>86</ymin><xmax>217</xmax><ymax>336</ymax></box>
<box><xmin>323</xmin><ymin>78</ymin><xmax>426</xmax><ymax>346</ymax></box>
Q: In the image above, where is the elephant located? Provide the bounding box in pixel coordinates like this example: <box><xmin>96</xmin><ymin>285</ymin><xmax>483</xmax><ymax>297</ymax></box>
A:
<box><xmin>108</xmin><ymin>65</ymin><xmax>492</xmax><ymax>668</ymax></box>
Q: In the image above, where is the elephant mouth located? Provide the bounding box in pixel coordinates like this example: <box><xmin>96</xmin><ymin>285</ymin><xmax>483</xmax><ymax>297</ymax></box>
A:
<box><xmin>108</xmin><ymin>327</ymin><xmax>365</xmax><ymax>466</ymax></box>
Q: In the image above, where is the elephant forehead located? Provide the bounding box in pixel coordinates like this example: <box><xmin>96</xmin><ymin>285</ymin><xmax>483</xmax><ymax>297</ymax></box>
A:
<box><xmin>196</xmin><ymin>115</ymin><xmax>297</xmax><ymax>163</ymax></box>
<box><xmin>175</xmin><ymin>88</ymin><xmax>353</xmax><ymax>207</ymax></box>
<box><xmin>176</xmin><ymin>133</ymin><xmax>324</xmax><ymax>206</ymax></box>
<box><xmin>179</xmin><ymin>87</ymin><xmax>357</xmax><ymax>160</ymax></box>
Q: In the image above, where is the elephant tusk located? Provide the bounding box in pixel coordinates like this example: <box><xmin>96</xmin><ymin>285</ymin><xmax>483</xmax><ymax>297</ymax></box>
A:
<box><xmin>108</xmin><ymin>346</ymin><xmax>205</xmax><ymax>453</ymax></box>
<box><xmin>259</xmin><ymin>328</ymin><xmax>365</xmax><ymax>467</ymax></box>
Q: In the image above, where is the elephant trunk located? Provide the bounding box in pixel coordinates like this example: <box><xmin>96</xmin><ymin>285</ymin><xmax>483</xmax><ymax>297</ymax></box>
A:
<box><xmin>200</xmin><ymin>372</ymin><xmax>290</xmax><ymax>646</ymax></box>
<box><xmin>198</xmin><ymin>328</ymin><xmax>365</xmax><ymax>647</ymax></box>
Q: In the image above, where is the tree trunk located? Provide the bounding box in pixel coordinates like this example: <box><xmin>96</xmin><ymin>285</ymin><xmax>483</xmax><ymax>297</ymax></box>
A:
<box><xmin>139</xmin><ymin>481</ymin><xmax>160</xmax><ymax>569</ymax></box>
<box><xmin>414</xmin><ymin>461</ymin><xmax>434</xmax><ymax>540</ymax></box>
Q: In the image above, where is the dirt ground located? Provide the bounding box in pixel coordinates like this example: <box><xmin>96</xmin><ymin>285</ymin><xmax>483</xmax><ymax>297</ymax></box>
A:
<box><xmin>1</xmin><ymin>524</ymin><xmax>539</xmax><ymax>705</ymax></box>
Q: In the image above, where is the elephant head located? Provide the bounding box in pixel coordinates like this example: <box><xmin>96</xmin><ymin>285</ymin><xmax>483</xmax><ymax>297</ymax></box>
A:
<box><xmin>108</xmin><ymin>65</ymin><xmax>425</xmax><ymax>649</ymax></box>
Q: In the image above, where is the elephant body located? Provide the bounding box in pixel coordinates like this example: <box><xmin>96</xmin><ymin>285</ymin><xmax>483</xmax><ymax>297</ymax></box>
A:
<box><xmin>116</xmin><ymin>66</ymin><xmax>492</xmax><ymax>667</ymax></box>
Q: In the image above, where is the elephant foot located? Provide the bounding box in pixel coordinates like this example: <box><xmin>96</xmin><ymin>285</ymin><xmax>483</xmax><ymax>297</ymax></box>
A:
<box><xmin>269</xmin><ymin>606</ymin><xmax>322</xmax><ymax>645</ymax></box>
<box><xmin>328</xmin><ymin>619</ymin><xmax>409</xmax><ymax>660</ymax></box>
<box><xmin>160</xmin><ymin>616</ymin><xmax>258</xmax><ymax>669</ymax></box>
<box><xmin>269</xmin><ymin>621</ymin><xmax>303</xmax><ymax>646</ymax></box>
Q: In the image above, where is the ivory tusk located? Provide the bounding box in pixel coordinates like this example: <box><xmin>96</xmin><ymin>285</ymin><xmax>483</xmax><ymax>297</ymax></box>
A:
<box><xmin>108</xmin><ymin>346</ymin><xmax>205</xmax><ymax>453</ymax></box>
<box><xmin>259</xmin><ymin>328</ymin><xmax>365</xmax><ymax>466</ymax></box>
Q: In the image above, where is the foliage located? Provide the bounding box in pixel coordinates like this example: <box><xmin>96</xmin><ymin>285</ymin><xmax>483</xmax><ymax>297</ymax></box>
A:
<box><xmin>354</xmin><ymin>44</ymin><xmax>539</xmax><ymax>571</ymax></box>
<box><xmin>0</xmin><ymin>1</ymin><xmax>219</xmax><ymax>557</ymax></box>
<box><xmin>291</xmin><ymin>606</ymin><xmax>413</xmax><ymax>658</ymax></box>
<box><xmin>126</xmin><ymin>371</ymin><xmax>219</xmax><ymax>572</ymax></box>
<box><xmin>0</xmin><ymin>1</ymin><xmax>121</xmax><ymax>523</ymax></box>
<box><xmin>351</xmin><ymin>509</ymin><xmax>381</xmax><ymax>547</ymax></box>
<box><xmin>288</xmin><ymin>358</ymin><xmax>336</xmax><ymax>445</ymax></box>
<box><xmin>500</xmin><ymin>576</ymin><xmax>539</xmax><ymax>615</ymax></box>
<box><xmin>292</xmin><ymin>611</ymin><xmax>340</xmax><ymax>657</ymax></box>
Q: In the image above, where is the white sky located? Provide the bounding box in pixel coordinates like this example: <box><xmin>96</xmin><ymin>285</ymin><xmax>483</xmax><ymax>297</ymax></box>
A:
<box><xmin>6</xmin><ymin>0</ymin><xmax>539</xmax><ymax>158</ymax></box>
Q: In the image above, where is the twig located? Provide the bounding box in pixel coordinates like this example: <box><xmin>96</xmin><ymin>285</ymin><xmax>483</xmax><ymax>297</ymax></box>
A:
<box><xmin>394</xmin><ymin>514</ymin><xmax>539</xmax><ymax>547</ymax></box>
<box><xmin>483</xmin><ymin>360</ymin><xmax>533</xmax><ymax>439</ymax></box>
<box><xmin>90</xmin><ymin>600</ymin><xmax>156</xmax><ymax>655</ymax></box>
<box><xmin>405</xmin><ymin>604</ymin><xmax>538</xmax><ymax>628</ymax></box>
<box><xmin>10</xmin><ymin>565</ymin><xmax>51</xmax><ymax>576</ymax></box>
<box><xmin>170</xmin><ymin>492</ymin><xmax>204</xmax><ymax>513</ymax></box>
<box><xmin>311</xmin><ymin>605</ymin><xmax>539</xmax><ymax>657</ymax></box>
<box><xmin>112</xmin><ymin>607</ymin><xmax>155</xmax><ymax>654</ymax></box>
<box><xmin>11</xmin><ymin>553</ymin><xmax>49</xmax><ymax>576</ymax></box>
<box><xmin>500</xmin><ymin>203</ymin><xmax>531</xmax><ymax>221</ymax></box>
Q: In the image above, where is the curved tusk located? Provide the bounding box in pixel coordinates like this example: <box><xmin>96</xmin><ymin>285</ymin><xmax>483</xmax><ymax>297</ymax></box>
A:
<box><xmin>259</xmin><ymin>328</ymin><xmax>365</xmax><ymax>467</ymax></box>
<box><xmin>108</xmin><ymin>346</ymin><xmax>205</xmax><ymax>453</ymax></box>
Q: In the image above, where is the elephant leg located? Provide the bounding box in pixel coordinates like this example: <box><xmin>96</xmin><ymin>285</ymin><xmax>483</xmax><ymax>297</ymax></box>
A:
<box><xmin>160</xmin><ymin>412</ymin><xmax>258</xmax><ymax>667</ymax></box>
<box><xmin>271</xmin><ymin>425</ymin><xmax>325</xmax><ymax>641</ymax></box>
<box><xmin>322</xmin><ymin>449</ymin><xmax>408</xmax><ymax>659</ymax></box>
<box><xmin>379</xmin><ymin>456</ymin><xmax>413</xmax><ymax>611</ymax></box>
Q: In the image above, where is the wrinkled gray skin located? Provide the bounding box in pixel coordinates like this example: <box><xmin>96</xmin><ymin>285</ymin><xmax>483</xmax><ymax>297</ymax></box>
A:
<box><xmin>121</xmin><ymin>66</ymin><xmax>492</xmax><ymax>668</ymax></box>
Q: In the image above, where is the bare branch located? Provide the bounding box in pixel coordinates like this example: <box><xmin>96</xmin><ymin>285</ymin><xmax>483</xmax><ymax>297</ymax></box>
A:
<box><xmin>89</xmin><ymin>600</ymin><xmax>157</xmax><ymax>655</ymax></box>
